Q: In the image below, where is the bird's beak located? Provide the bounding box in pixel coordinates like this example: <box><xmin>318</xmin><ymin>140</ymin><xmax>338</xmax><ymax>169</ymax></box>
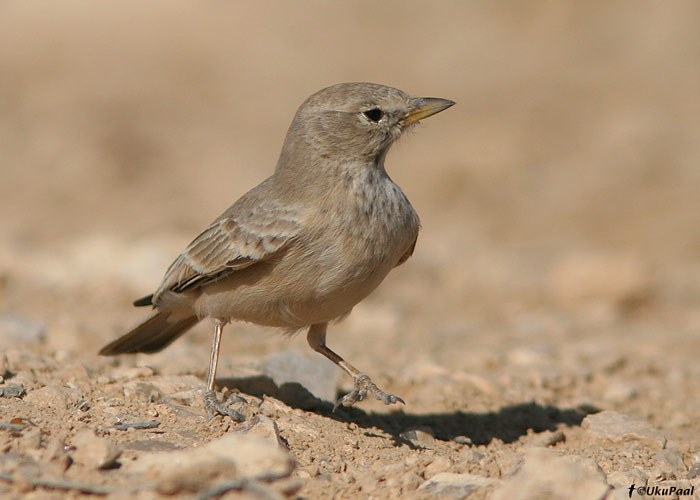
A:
<box><xmin>403</xmin><ymin>97</ymin><xmax>455</xmax><ymax>126</ymax></box>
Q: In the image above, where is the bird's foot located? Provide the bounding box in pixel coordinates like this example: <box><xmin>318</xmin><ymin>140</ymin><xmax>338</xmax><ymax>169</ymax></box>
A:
<box><xmin>333</xmin><ymin>374</ymin><xmax>404</xmax><ymax>411</ymax></box>
<box><xmin>204</xmin><ymin>390</ymin><xmax>246</xmax><ymax>421</ymax></box>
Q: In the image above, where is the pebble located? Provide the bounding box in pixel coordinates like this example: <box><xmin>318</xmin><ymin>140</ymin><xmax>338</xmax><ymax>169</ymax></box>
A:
<box><xmin>23</xmin><ymin>385</ymin><xmax>81</xmax><ymax>410</ymax></box>
<box><xmin>453</xmin><ymin>435</ymin><xmax>472</xmax><ymax>445</ymax></box>
<box><xmin>0</xmin><ymin>385</ymin><xmax>25</xmax><ymax>398</ymax></box>
<box><xmin>582</xmin><ymin>410</ymin><xmax>667</xmax><ymax>449</ymax></box>
<box><xmin>418</xmin><ymin>472</ymin><xmax>496</xmax><ymax>498</ymax></box>
<box><xmin>70</xmin><ymin>429</ymin><xmax>121</xmax><ymax>469</ymax></box>
<box><xmin>493</xmin><ymin>448</ymin><xmax>609</xmax><ymax>500</ymax></box>
<box><xmin>126</xmin><ymin>432</ymin><xmax>295</xmax><ymax>494</ymax></box>
<box><xmin>399</xmin><ymin>427</ymin><xmax>436</xmax><ymax>449</ymax></box>
<box><xmin>530</xmin><ymin>429</ymin><xmax>566</xmax><ymax>448</ymax></box>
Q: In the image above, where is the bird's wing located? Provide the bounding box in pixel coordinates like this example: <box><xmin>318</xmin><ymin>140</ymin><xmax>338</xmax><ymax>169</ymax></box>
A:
<box><xmin>155</xmin><ymin>197</ymin><xmax>301</xmax><ymax>297</ymax></box>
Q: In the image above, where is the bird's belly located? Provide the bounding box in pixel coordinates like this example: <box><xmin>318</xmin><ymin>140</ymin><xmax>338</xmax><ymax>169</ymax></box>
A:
<box><xmin>196</xmin><ymin>189</ymin><xmax>419</xmax><ymax>329</ymax></box>
<box><xmin>196</xmin><ymin>238</ymin><xmax>404</xmax><ymax>329</ymax></box>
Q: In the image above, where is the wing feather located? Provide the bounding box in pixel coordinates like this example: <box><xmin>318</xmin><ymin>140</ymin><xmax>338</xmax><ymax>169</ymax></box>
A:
<box><xmin>153</xmin><ymin>195</ymin><xmax>300</xmax><ymax>300</ymax></box>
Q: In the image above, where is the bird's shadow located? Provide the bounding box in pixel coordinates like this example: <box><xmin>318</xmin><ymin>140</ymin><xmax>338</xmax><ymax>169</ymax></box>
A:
<box><xmin>217</xmin><ymin>375</ymin><xmax>594</xmax><ymax>446</ymax></box>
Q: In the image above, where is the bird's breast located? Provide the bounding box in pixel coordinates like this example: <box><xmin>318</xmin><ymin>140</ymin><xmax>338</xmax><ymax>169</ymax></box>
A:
<box><xmin>307</xmin><ymin>171</ymin><xmax>420</xmax><ymax>298</ymax></box>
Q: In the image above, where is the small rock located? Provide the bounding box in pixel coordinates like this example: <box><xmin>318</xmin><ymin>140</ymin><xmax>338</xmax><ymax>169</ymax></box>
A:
<box><xmin>493</xmin><ymin>448</ymin><xmax>609</xmax><ymax>500</ymax></box>
<box><xmin>425</xmin><ymin>456</ymin><xmax>453</xmax><ymax>479</ymax></box>
<box><xmin>419</xmin><ymin>472</ymin><xmax>496</xmax><ymax>499</ymax></box>
<box><xmin>453</xmin><ymin>435</ymin><xmax>472</xmax><ymax>445</ymax></box>
<box><xmin>71</xmin><ymin>429</ymin><xmax>121</xmax><ymax>469</ymax></box>
<box><xmin>0</xmin><ymin>315</ymin><xmax>45</xmax><ymax>344</ymax></box>
<box><xmin>0</xmin><ymin>385</ymin><xmax>25</xmax><ymax>398</ymax></box>
<box><xmin>582</xmin><ymin>410</ymin><xmax>666</xmax><ymax>449</ymax></box>
<box><xmin>127</xmin><ymin>432</ymin><xmax>295</xmax><ymax>493</ymax></box>
<box><xmin>259</xmin><ymin>350</ymin><xmax>339</xmax><ymax>402</ymax></box>
<box><xmin>24</xmin><ymin>385</ymin><xmax>81</xmax><ymax>410</ymax></box>
<box><xmin>530</xmin><ymin>429</ymin><xmax>566</xmax><ymax>448</ymax></box>
<box><xmin>237</xmin><ymin>414</ymin><xmax>287</xmax><ymax>449</ymax></box>
<box><xmin>400</xmin><ymin>427</ymin><xmax>436</xmax><ymax>449</ymax></box>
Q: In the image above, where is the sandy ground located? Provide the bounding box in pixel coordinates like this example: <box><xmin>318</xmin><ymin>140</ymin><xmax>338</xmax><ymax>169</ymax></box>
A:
<box><xmin>1</xmin><ymin>2</ymin><xmax>700</xmax><ymax>499</ymax></box>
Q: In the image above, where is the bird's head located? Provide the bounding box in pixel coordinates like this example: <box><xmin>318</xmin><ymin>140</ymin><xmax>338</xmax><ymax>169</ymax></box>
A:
<box><xmin>279</xmin><ymin>82</ymin><xmax>455</xmax><ymax>166</ymax></box>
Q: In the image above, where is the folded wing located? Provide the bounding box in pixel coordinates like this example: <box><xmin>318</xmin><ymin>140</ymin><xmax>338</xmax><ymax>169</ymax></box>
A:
<box><xmin>154</xmin><ymin>197</ymin><xmax>301</xmax><ymax>301</ymax></box>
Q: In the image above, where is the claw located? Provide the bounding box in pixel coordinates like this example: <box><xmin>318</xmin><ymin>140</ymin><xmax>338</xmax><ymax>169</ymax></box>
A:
<box><xmin>333</xmin><ymin>374</ymin><xmax>404</xmax><ymax>411</ymax></box>
<box><xmin>204</xmin><ymin>390</ymin><xmax>246</xmax><ymax>421</ymax></box>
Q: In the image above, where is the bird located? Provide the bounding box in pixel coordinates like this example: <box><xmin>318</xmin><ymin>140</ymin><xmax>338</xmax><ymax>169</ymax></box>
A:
<box><xmin>99</xmin><ymin>82</ymin><xmax>454</xmax><ymax>420</ymax></box>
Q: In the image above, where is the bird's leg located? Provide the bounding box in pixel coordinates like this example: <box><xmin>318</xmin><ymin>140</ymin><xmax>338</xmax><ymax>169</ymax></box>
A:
<box><xmin>203</xmin><ymin>319</ymin><xmax>245</xmax><ymax>421</ymax></box>
<box><xmin>307</xmin><ymin>323</ymin><xmax>404</xmax><ymax>411</ymax></box>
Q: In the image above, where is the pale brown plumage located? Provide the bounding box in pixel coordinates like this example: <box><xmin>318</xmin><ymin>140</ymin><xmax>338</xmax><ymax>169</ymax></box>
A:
<box><xmin>100</xmin><ymin>82</ymin><xmax>454</xmax><ymax>419</ymax></box>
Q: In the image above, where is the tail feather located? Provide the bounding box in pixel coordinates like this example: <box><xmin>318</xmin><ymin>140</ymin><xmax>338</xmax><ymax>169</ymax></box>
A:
<box><xmin>133</xmin><ymin>294</ymin><xmax>154</xmax><ymax>307</ymax></box>
<box><xmin>99</xmin><ymin>310</ymin><xmax>199</xmax><ymax>355</ymax></box>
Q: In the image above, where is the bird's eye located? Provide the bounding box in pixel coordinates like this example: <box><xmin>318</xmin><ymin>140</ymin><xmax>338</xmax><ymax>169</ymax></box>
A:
<box><xmin>362</xmin><ymin>108</ymin><xmax>384</xmax><ymax>122</ymax></box>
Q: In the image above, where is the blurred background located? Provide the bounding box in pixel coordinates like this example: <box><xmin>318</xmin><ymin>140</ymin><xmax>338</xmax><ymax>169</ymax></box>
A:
<box><xmin>1</xmin><ymin>1</ymin><xmax>699</xmax><ymax>375</ymax></box>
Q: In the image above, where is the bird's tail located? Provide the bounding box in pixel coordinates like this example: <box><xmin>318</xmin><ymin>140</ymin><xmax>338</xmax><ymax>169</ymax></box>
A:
<box><xmin>99</xmin><ymin>309</ymin><xmax>200</xmax><ymax>355</ymax></box>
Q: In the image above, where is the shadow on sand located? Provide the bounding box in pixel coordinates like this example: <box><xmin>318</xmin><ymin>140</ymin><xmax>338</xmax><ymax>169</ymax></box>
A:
<box><xmin>218</xmin><ymin>375</ymin><xmax>594</xmax><ymax>447</ymax></box>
